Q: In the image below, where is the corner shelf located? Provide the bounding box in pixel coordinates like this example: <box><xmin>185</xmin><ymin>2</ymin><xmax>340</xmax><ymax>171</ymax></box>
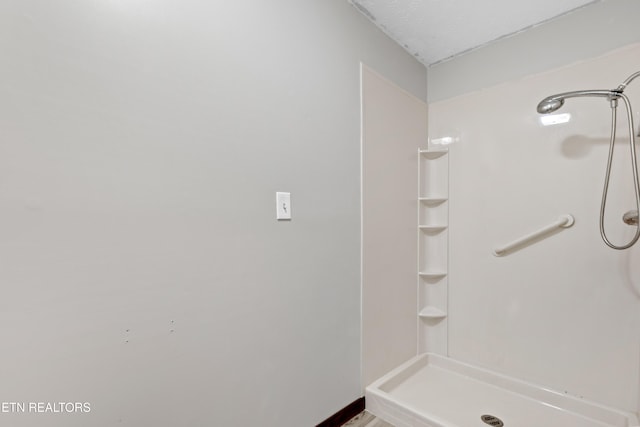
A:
<box><xmin>418</xmin><ymin>306</ymin><xmax>447</xmax><ymax>319</ymax></box>
<box><xmin>419</xmin><ymin>197</ymin><xmax>448</xmax><ymax>205</ymax></box>
<box><xmin>419</xmin><ymin>149</ymin><xmax>448</xmax><ymax>159</ymax></box>
<box><xmin>419</xmin><ymin>225</ymin><xmax>447</xmax><ymax>232</ymax></box>
<box><xmin>419</xmin><ymin>271</ymin><xmax>447</xmax><ymax>280</ymax></box>
<box><xmin>417</xmin><ymin>147</ymin><xmax>449</xmax><ymax>355</ymax></box>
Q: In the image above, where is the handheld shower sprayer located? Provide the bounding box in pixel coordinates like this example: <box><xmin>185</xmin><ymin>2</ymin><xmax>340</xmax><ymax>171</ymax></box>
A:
<box><xmin>536</xmin><ymin>90</ymin><xmax>620</xmax><ymax>114</ymax></box>
<box><xmin>536</xmin><ymin>97</ymin><xmax>564</xmax><ymax>114</ymax></box>
<box><xmin>537</xmin><ymin>71</ymin><xmax>640</xmax><ymax>250</ymax></box>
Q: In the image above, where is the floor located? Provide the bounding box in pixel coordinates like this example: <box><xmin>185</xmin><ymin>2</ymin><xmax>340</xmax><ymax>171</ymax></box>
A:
<box><xmin>343</xmin><ymin>411</ymin><xmax>395</xmax><ymax>427</ymax></box>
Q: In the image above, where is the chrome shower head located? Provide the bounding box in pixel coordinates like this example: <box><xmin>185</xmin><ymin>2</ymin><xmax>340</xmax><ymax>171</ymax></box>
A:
<box><xmin>537</xmin><ymin>97</ymin><xmax>564</xmax><ymax>114</ymax></box>
<box><xmin>536</xmin><ymin>90</ymin><xmax>620</xmax><ymax>115</ymax></box>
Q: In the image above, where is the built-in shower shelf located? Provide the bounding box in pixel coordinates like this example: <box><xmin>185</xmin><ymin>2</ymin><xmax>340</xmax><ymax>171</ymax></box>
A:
<box><xmin>418</xmin><ymin>307</ymin><xmax>447</xmax><ymax>319</ymax></box>
<box><xmin>419</xmin><ymin>197</ymin><xmax>448</xmax><ymax>205</ymax></box>
<box><xmin>419</xmin><ymin>225</ymin><xmax>447</xmax><ymax>232</ymax></box>
<box><xmin>418</xmin><ymin>146</ymin><xmax>449</xmax><ymax>354</ymax></box>
<box><xmin>419</xmin><ymin>271</ymin><xmax>447</xmax><ymax>279</ymax></box>
<box><xmin>419</xmin><ymin>149</ymin><xmax>448</xmax><ymax>159</ymax></box>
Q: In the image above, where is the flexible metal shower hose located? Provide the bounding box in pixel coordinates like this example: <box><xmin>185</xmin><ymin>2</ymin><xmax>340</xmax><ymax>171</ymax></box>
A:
<box><xmin>599</xmin><ymin>93</ymin><xmax>640</xmax><ymax>249</ymax></box>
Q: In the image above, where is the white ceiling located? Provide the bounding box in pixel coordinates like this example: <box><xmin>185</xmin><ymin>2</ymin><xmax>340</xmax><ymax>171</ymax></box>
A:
<box><xmin>349</xmin><ymin>0</ymin><xmax>601</xmax><ymax>65</ymax></box>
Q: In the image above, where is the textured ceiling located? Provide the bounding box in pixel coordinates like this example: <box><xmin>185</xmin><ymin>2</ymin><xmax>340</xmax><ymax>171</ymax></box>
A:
<box><xmin>350</xmin><ymin>0</ymin><xmax>601</xmax><ymax>65</ymax></box>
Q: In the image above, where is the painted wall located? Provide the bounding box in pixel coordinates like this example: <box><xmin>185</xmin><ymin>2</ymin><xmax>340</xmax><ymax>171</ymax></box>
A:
<box><xmin>430</xmin><ymin>43</ymin><xmax>640</xmax><ymax>413</ymax></box>
<box><xmin>0</xmin><ymin>1</ymin><xmax>426</xmax><ymax>426</ymax></box>
<box><xmin>361</xmin><ymin>66</ymin><xmax>427</xmax><ymax>388</ymax></box>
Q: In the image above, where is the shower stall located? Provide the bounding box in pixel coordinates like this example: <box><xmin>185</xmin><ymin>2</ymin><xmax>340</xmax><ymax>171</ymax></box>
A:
<box><xmin>364</xmin><ymin>44</ymin><xmax>640</xmax><ymax>427</ymax></box>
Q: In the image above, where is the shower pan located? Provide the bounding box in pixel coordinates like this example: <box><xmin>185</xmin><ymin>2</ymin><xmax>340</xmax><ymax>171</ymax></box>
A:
<box><xmin>366</xmin><ymin>353</ymin><xmax>639</xmax><ymax>427</ymax></box>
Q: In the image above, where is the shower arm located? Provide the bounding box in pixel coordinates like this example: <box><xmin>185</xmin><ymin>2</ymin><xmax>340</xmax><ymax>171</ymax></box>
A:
<box><xmin>546</xmin><ymin>89</ymin><xmax>620</xmax><ymax>101</ymax></box>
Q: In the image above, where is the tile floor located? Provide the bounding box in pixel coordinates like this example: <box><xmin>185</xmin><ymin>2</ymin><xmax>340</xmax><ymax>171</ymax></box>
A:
<box><xmin>343</xmin><ymin>411</ymin><xmax>395</xmax><ymax>427</ymax></box>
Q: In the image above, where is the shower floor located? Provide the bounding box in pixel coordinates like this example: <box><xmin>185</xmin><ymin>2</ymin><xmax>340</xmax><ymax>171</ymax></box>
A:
<box><xmin>366</xmin><ymin>353</ymin><xmax>638</xmax><ymax>427</ymax></box>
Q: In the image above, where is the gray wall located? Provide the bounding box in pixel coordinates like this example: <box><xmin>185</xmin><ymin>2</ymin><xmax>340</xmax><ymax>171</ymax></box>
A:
<box><xmin>428</xmin><ymin>0</ymin><xmax>640</xmax><ymax>102</ymax></box>
<box><xmin>0</xmin><ymin>1</ymin><xmax>426</xmax><ymax>426</ymax></box>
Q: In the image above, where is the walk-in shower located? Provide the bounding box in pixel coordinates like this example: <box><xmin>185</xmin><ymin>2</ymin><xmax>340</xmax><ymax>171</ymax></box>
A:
<box><xmin>366</xmin><ymin>48</ymin><xmax>640</xmax><ymax>427</ymax></box>
<box><xmin>537</xmin><ymin>71</ymin><xmax>640</xmax><ymax>249</ymax></box>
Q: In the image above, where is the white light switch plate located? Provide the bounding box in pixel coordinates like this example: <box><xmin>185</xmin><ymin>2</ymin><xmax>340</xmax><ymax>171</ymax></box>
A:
<box><xmin>276</xmin><ymin>192</ymin><xmax>291</xmax><ymax>220</ymax></box>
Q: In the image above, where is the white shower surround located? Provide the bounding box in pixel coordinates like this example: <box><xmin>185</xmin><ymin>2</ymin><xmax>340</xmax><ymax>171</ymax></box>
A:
<box><xmin>368</xmin><ymin>43</ymin><xmax>640</xmax><ymax>426</ymax></box>
<box><xmin>437</xmin><ymin>43</ymin><xmax>640</xmax><ymax>413</ymax></box>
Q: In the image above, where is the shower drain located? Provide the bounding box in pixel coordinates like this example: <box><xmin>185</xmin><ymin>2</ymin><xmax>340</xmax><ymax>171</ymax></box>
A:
<box><xmin>481</xmin><ymin>414</ymin><xmax>504</xmax><ymax>427</ymax></box>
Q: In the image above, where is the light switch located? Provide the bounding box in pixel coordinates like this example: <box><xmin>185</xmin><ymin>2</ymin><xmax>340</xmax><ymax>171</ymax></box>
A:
<box><xmin>276</xmin><ymin>192</ymin><xmax>291</xmax><ymax>220</ymax></box>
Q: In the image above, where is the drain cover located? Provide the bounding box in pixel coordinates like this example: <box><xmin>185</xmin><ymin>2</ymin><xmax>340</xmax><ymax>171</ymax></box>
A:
<box><xmin>481</xmin><ymin>414</ymin><xmax>504</xmax><ymax>427</ymax></box>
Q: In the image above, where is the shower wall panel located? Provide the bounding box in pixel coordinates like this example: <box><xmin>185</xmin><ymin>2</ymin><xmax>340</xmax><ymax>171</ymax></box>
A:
<box><xmin>361</xmin><ymin>65</ymin><xmax>427</xmax><ymax>388</ymax></box>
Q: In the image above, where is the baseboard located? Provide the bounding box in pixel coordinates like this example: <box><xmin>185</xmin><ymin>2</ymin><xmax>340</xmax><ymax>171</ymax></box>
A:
<box><xmin>316</xmin><ymin>396</ymin><xmax>365</xmax><ymax>427</ymax></box>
